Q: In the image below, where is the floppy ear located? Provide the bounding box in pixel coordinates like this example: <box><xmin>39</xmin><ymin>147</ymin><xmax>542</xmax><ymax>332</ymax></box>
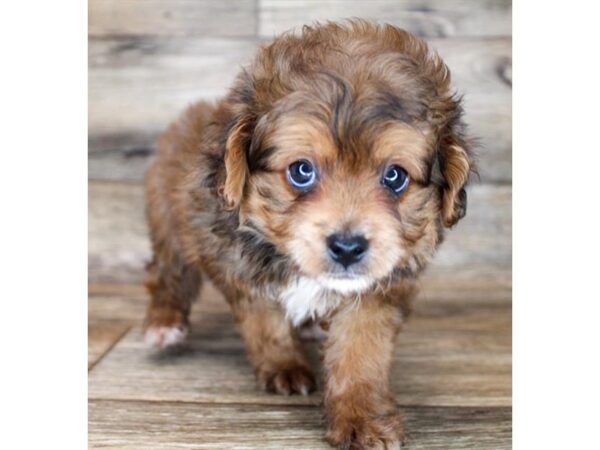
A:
<box><xmin>439</xmin><ymin>139</ymin><xmax>472</xmax><ymax>228</ymax></box>
<box><xmin>220</xmin><ymin>114</ymin><xmax>253</xmax><ymax>210</ymax></box>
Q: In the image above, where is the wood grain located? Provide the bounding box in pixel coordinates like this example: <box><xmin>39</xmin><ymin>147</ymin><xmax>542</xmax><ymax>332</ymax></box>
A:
<box><xmin>87</xmin><ymin>283</ymin><xmax>242</xmax><ymax>370</ymax></box>
<box><xmin>88</xmin><ymin>294</ymin><xmax>146</xmax><ymax>369</ymax></box>
<box><xmin>259</xmin><ymin>0</ymin><xmax>512</xmax><ymax>38</ymax></box>
<box><xmin>88</xmin><ymin>36</ymin><xmax>257</xmax><ymax>137</ymax></box>
<box><xmin>88</xmin><ymin>36</ymin><xmax>511</xmax><ymax>183</ymax></box>
<box><xmin>88</xmin><ymin>285</ymin><xmax>511</xmax><ymax>407</ymax></box>
<box><xmin>88</xmin><ymin>180</ymin><xmax>511</xmax><ymax>285</ymax></box>
<box><xmin>88</xmin><ymin>320</ymin><xmax>130</xmax><ymax>369</ymax></box>
<box><xmin>88</xmin><ymin>334</ymin><xmax>510</xmax><ymax>407</ymax></box>
<box><xmin>89</xmin><ymin>0</ymin><xmax>258</xmax><ymax>37</ymax></box>
<box><xmin>88</xmin><ymin>282</ymin><xmax>226</xmax><ymax>323</ymax></box>
<box><xmin>89</xmin><ymin>400</ymin><xmax>511</xmax><ymax>449</ymax></box>
<box><xmin>89</xmin><ymin>294</ymin><xmax>147</xmax><ymax>323</ymax></box>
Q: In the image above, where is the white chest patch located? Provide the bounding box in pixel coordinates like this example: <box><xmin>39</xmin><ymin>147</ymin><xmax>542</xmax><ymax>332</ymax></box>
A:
<box><xmin>279</xmin><ymin>276</ymin><xmax>373</xmax><ymax>326</ymax></box>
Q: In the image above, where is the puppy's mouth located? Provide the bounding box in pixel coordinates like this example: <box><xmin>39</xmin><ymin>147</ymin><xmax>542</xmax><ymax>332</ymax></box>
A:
<box><xmin>316</xmin><ymin>274</ymin><xmax>374</xmax><ymax>295</ymax></box>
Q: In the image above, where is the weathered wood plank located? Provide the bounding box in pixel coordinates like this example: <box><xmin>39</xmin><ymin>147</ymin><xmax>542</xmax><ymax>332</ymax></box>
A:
<box><xmin>88</xmin><ymin>286</ymin><xmax>511</xmax><ymax>407</ymax></box>
<box><xmin>259</xmin><ymin>0</ymin><xmax>512</xmax><ymax>38</ymax></box>
<box><xmin>89</xmin><ymin>294</ymin><xmax>146</xmax><ymax>323</ymax></box>
<box><xmin>89</xmin><ymin>0</ymin><xmax>258</xmax><ymax>37</ymax></box>
<box><xmin>88</xmin><ymin>180</ymin><xmax>511</xmax><ymax>285</ymax></box>
<box><xmin>88</xmin><ymin>332</ymin><xmax>510</xmax><ymax>406</ymax></box>
<box><xmin>88</xmin><ymin>37</ymin><xmax>257</xmax><ymax>137</ymax></box>
<box><xmin>88</xmin><ymin>283</ymin><xmax>226</xmax><ymax>325</ymax></box>
<box><xmin>88</xmin><ymin>180</ymin><xmax>148</xmax><ymax>284</ymax></box>
<box><xmin>89</xmin><ymin>400</ymin><xmax>511</xmax><ymax>449</ymax></box>
<box><xmin>87</xmin><ymin>284</ymin><xmax>235</xmax><ymax>371</ymax></box>
<box><xmin>88</xmin><ymin>293</ymin><xmax>146</xmax><ymax>369</ymax></box>
<box><xmin>88</xmin><ymin>283</ymin><xmax>147</xmax><ymax>298</ymax></box>
<box><xmin>88</xmin><ymin>36</ymin><xmax>511</xmax><ymax>183</ymax></box>
<box><xmin>88</xmin><ymin>320</ymin><xmax>130</xmax><ymax>369</ymax></box>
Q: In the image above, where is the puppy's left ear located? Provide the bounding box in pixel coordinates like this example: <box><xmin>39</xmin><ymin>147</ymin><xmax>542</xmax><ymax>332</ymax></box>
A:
<box><xmin>220</xmin><ymin>114</ymin><xmax>253</xmax><ymax>210</ymax></box>
<box><xmin>439</xmin><ymin>135</ymin><xmax>474</xmax><ymax>228</ymax></box>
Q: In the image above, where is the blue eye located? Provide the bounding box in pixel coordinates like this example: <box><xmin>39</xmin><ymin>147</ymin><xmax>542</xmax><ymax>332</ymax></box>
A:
<box><xmin>382</xmin><ymin>165</ymin><xmax>409</xmax><ymax>194</ymax></box>
<box><xmin>287</xmin><ymin>160</ymin><xmax>317</xmax><ymax>190</ymax></box>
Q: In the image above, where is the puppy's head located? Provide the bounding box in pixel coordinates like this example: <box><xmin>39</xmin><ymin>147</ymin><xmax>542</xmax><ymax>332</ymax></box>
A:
<box><xmin>219</xmin><ymin>21</ymin><xmax>474</xmax><ymax>294</ymax></box>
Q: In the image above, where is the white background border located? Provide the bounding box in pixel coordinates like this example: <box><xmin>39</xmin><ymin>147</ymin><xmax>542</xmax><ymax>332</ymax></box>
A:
<box><xmin>0</xmin><ymin>1</ymin><xmax>87</xmax><ymax>449</ymax></box>
<box><xmin>514</xmin><ymin>0</ymin><xmax>600</xmax><ymax>448</ymax></box>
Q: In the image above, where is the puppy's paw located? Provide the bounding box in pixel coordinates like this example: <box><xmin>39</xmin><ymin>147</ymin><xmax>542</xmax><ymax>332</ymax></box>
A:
<box><xmin>144</xmin><ymin>324</ymin><xmax>188</xmax><ymax>349</ymax></box>
<box><xmin>326</xmin><ymin>400</ymin><xmax>404</xmax><ymax>450</ymax></box>
<box><xmin>144</xmin><ymin>304</ymin><xmax>189</xmax><ymax>349</ymax></box>
<box><xmin>257</xmin><ymin>363</ymin><xmax>316</xmax><ymax>396</ymax></box>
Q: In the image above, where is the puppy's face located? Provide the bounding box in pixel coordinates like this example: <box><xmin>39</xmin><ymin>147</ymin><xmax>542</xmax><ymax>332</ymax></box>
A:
<box><xmin>244</xmin><ymin>109</ymin><xmax>427</xmax><ymax>291</ymax></box>
<box><xmin>228</xmin><ymin>93</ymin><xmax>467</xmax><ymax>294</ymax></box>
<box><xmin>219</xmin><ymin>26</ymin><xmax>473</xmax><ymax>294</ymax></box>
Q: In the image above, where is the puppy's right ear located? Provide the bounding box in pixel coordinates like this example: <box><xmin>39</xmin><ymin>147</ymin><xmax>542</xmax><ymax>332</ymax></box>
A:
<box><xmin>220</xmin><ymin>114</ymin><xmax>253</xmax><ymax>210</ymax></box>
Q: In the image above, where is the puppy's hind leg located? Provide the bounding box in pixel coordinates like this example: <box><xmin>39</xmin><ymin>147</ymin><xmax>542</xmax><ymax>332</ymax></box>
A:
<box><xmin>144</xmin><ymin>251</ymin><xmax>201</xmax><ymax>349</ymax></box>
<box><xmin>230</xmin><ymin>297</ymin><xmax>316</xmax><ymax>396</ymax></box>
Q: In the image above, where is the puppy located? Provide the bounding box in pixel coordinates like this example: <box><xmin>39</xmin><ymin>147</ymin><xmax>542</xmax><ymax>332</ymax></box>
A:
<box><xmin>144</xmin><ymin>20</ymin><xmax>474</xmax><ymax>449</ymax></box>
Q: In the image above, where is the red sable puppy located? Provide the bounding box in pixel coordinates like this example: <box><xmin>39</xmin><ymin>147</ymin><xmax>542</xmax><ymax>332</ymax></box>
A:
<box><xmin>144</xmin><ymin>20</ymin><xmax>474</xmax><ymax>449</ymax></box>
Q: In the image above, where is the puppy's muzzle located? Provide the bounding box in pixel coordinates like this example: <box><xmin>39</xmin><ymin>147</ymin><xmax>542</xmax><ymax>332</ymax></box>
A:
<box><xmin>326</xmin><ymin>233</ymin><xmax>369</xmax><ymax>269</ymax></box>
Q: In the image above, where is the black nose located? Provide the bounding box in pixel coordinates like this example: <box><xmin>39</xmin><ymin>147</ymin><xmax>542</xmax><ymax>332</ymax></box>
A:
<box><xmin>326</xmin><ymin>233</ymin><xmax>369</xmax><ymax>268</ymax></box>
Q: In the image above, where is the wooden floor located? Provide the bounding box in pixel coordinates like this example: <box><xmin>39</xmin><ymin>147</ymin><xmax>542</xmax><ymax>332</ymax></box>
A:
<box><xmin>88</xmin><ymin>278</ymin><xmax>511</xmax><ymax>449</ymax></box>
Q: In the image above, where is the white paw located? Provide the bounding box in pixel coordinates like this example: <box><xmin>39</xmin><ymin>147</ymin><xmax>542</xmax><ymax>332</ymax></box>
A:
<box><xmin>144</xmin><ymin>325</ymin><xmax>188</xmax><ymax>349</ymax></box>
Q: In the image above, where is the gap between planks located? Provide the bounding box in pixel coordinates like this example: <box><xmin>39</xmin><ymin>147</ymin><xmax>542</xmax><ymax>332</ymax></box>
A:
<box><xmin>88</xmin><ymin>323</ymin><xmax>132</xmax><ymax>371</ymax></box>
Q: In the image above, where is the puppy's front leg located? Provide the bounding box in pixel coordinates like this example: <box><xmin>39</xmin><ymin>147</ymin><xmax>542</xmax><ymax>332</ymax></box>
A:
<box><xmin>323</xmin><ymin>297</ymin><xmax>404</xmax><ymax>449</ymax></box>
<box><xmin>144</xmin><ymin>256</ymin><xmax>201</xmax><ymax>349</ymax></box>
<box><xmin>230</xmin><ymin>298</ymin><xmax>316</xmax><ymax>396</ymax></box>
